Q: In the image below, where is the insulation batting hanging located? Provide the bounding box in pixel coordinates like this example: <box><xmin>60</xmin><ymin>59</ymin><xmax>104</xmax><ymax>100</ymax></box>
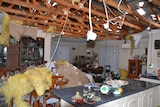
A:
<box><xmin>0</xmin><ymin>12</ymin><xmax>10</xmax><ymax>47</ymax></box>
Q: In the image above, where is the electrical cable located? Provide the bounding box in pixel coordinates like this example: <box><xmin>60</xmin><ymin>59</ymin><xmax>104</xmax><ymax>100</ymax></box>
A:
<box><xmin>119</xmin><ymin>11</ymin><xmax>127</xmax><ymax>28</ymax></box>
<box><xmin>46</xmin><ymin>12</ymin><xmax>68</xmax><ymax>68</ymax></box>
<box><xmin>89</xmin><ymin>0</ymin><xmax>93</xmax><ymax>31</ymax></box>
<box><xmin>118</xmin><ymin>0</ymin><xmax>125</xmax><ymax>14</ymax></box>
<box><xmin>102</xmin><ymin>0</ymin><xmax>127</xmax><ymax>29</ymax></box>
<box><xmin>103</xmin><ymin>0</ymin><xmax>109</xmax><ymax>21</ymax></box>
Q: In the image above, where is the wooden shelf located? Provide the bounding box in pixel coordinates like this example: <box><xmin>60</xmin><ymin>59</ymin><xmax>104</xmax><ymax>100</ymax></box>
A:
<box><xmin>20</xmin><ymin>37</ymin><xmax>44</xmax><ymax>66</ymax></box>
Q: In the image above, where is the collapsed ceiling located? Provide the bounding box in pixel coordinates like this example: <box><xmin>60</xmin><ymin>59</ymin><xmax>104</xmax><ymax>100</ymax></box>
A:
<box><xmin>0</xmin><ymin>0</ymin><xmax>160</xmax><ymax>41</ymax></box>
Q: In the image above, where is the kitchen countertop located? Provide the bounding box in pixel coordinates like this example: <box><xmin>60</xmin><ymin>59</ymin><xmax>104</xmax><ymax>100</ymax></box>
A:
<box><xmin>52</xmin><ymin>79</ymin><xmax>159</xmax><ymax>107</ymax></box>
<box><xmin>139</xmin><ymin>75</ymin><xmax>160</xmax><ymax>84</ymax></box>
<box><xmin>141</xmin><ymin>75</ymin><xmax>160</xmax><ymax>81</ymax></box>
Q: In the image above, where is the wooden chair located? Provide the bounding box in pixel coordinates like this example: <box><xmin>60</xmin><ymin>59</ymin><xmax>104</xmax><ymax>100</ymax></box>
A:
<box><xmin>24</xmin><ymin>75</ymin><xmax>69</xmax><ymax>107</ymax></box>
<box><xmin>23</xmin><ymin>90</ymin><xmax>39</xmax><ymax>107</ymax></box>
<box><xmin>39</xmin><ymin>75</ymin><xmax>69</xmax><ymax>107</ymax></box>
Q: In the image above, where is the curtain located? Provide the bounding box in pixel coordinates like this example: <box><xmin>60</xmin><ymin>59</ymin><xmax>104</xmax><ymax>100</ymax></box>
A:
<box><xmin>99</xmin><ymin>46</ymin><xmax>119</xmax><ymax>72</ymax></box>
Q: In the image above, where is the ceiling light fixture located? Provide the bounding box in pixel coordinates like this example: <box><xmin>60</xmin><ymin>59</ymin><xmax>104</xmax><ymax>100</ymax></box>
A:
<box><xmin>148</xmin><ymin>0</ymin><xmax>152</xmax><ymax>2</ymax></box>
<box><xmin>103</xmin><ymin>21</ymin><xmax>109</xmax><ymax>29</ymax></box>
<box><xmin>87</xmin><ymin>0</ymin><xmax>97</xmax><ymax>41</ymax></box>
<box><xmin>146</xmin><ymin>24</ymin><xmax>151</xmax><ymax>31</ymax></box>
<box><xmin>87</xmin><ymin>31</ymin><xmax>97</xmax><ymax>41</ymax></box>
<box><xmin>137</xmin><ymin>1</ymin><xmax>144</xmax><ymax>7</ymax></box>
<box><xmin>79</xmin><ymin>3</ymin><xmax>84</xmax><ymax>8</ymax></box>
<box><xmin>47</xmin><ymin>0</ymin><xmax>51</xmax><ymax>4</ymax></box>
<box><xmin>52</xmin><ymin>15</ymin><xmax>57</xmax><ymax>20</ymax></box>
<box><xmin>151</xmin><ymin>14</ymin><xmax>157</xmax><ymax>21</ymax></box>
<box><xmin>136</xmin><ymin>8</ymin><xmax>145</xmax><ymax>15</ymax></box>
<box><xmin>108</xmin><ymin>28</ymin><xmax>112</xmax><ymax>31</ymax></box>
<box><xmin>63</xmin><ymin>9</ymin><xmax>68</xmax><ymax>15</ymax></box>
<box><xmin>103</xmin><ymin>0</ymin><xmax>112</xmax><ymax>31</ymax></box>
<box><xmin>52</xmin><ymin>2</ymin><xmax>57</xmax><ymax>7</ymax></box>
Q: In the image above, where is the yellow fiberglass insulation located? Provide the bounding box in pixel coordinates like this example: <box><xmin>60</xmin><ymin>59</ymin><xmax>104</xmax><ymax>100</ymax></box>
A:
<box><xmin>0</xmin><ymin>74</ymin><xmax>34</xmax><ymax>107</ymax></box>
<box><xmin>0</xmin><ymin>67</ymin><xmax>52</xmax><ymax>107</ymax></box>
<box><xmin>55</xmin><ymin>60</ymin><xmax>68</xmax><ymax>65</ymax></box>
<box><xmin>125</xmin><ymin>34</ymin><xmax>135</xmax><ymax>56</ymax></box>
<box><xmin>0</xmin><ymin>12</ymin><xmax>10</xmax><ymax>47</ymax></box>
<box><xmin>24</xmin><ymin>67</ymin><xmax>52</xmax><ymax>96</ymax></box>
<box><xmin>47</xmin><ymin>25</ymin><xmax>56</xmax><ymax>34</ymax></box>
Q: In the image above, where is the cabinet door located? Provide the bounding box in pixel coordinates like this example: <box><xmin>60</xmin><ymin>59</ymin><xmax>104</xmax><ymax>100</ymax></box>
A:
<box><xmin>97</xmin><ymin>97</ymin><xmax>127</xmax><ymax>107</ymax></box>
<box><xmin>127</xmin><ymin>93</ymin><xmax>141</xmax><ymax>107</ymax></box>
<box><xmin>109</xmin><ymin>97</ymin><xmax>127</xmax><ymax>107</ymax></box>
<box><xmin>141</xmin><ymin>89</ymin><xmax>149</xmax><ymax>107</ymax></box>
<box><xmin>158</xmin><ymin>86</ymin><xmax>160</xmax><ymax>105</ymax></box>
<box><xmin>148</xmin><ymin>87</ymin><xmax>158</xmax><ymax>107</ymax></box>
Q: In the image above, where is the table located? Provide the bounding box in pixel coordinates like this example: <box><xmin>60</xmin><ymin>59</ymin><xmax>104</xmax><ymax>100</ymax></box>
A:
<box><xmin>52</xmin><ymin>79</ymin><xmax>159</xmax><ymax>107</ymax></box>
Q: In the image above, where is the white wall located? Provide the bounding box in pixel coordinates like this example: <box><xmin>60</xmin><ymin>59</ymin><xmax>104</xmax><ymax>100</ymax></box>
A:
<box><xmin>147</xmin><ymin>29</ymin><xmax>160</xmax><ymax>74</ymax></box>
<box><xmin>96</xmin><ymin>39</ymin><xmax>148</xmax><ymax>70</ymax></box>
<box><xmin>39</xmin><ymin>30</ymin><xmax>149</xmax><ymax>71</ymax></box>
<box><xmin>37</xmin><ymin>30</ymin><xmax>52</xmax><ymax>62</ymax></box>
<box><xmin>50</xmin><ymin>38</ymin><xmax>148</xmax><ymax>71</ymax></box>
<box><xmin>37</xmin><ymin>29</ymin><xmax>160</xmax><ymax>74</ymax></box>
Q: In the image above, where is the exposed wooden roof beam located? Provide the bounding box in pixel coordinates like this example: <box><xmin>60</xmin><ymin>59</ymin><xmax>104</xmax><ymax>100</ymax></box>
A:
<box><xmin>105</xmin><ymin>0</ymin><xmax>160</xmax><ymax>28</ymax></box>
<box><xmin>152</xmin><ymin>0</ymin><xmax>160</xmax><ymax>7</ymax></box>
<box><xmin>54</xmin><ymin>0</ymin><xmax>142</xmax><ymax>30</ymax></box>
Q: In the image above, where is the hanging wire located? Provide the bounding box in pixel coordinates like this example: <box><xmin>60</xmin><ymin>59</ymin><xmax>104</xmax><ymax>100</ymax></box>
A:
<box><xmin>102</xmin><ymin>0</ymin><xmax>127</xmax><ymax>29</ymax></box>
<box><xmin>46</xmin><ymin>12</ymin><xmax>69</xmax><ymax>68</ymax></box>
<box><xmin>106</xmin><ymin>4</ymin><xmax>117</xmax><ymax>17</ymax></box>
<box><xmin>120</xmin><ymin>11</ymin><xmax>127</xmax><ymax>27</ymax></box>
<box><xmin>103</xmin><ymin>0</ymin><xmax>109</xmax><ymax>21</ymax></box>
<box><xmin>89</xmin><ymin>0</ymin><xmax>93</xmax><ymax>31</ymax></box>
<box><xmin>102</xmin><ymin>0</ymin><xmax>129</xmax><ymax>29</ymax></box>
<box><xmin>118</xmin><ymin>0</ymin><xmax>126</xmax><ymax>14</ymax></box>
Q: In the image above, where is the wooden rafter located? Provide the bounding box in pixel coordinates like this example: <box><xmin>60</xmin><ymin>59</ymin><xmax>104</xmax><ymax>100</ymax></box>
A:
<box><xmin>0</xmin><ymin>0</ymin><xmax>159</xmax><ymax>40</ymax></box>
<box><xmin>105</xmin><ymin>0</ymin><xmax>160</xmax><ymax>28</ymax></box>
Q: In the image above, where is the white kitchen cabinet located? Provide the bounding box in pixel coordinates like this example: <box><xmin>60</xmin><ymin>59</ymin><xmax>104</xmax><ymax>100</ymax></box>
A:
<box><xmin>141</xmin><ymin>87</ymin><xmax>158</xmax><ymax>107</ymax></box>
<box><xmin>97</xmin><ymin>86</ymin><xmax>158</xmax><ymax>107</ymax></box>
<box><xmin>127</xmin><ymin>93</ymin><xmax>141</xmax><ymax>107</ymax></box>
<box><xmin>158</xmin><ymin>86</ymin><xmax>160</xmax><ymax>105</ymax></box>
<box><xmin>141</xmin><ymin>89</ymin><xmax>149</xmax><ymax>107</ymax></box>
<box><xmin>108</xmin><ymin>97</ymin><xmax>127</xmax><ymax>107</ymax></box>
<box><xmin>61</xmin><ymin>85</ymin><xmax>159</xmax><ymax>107</ymax></box>
<box><xmin>148</xmin><ymin>87</ymin><xmax>158</xmax><ymax>107</ymax></box>
<box><xmin>97</xmin><ymin>97</ymin><xmax>127</xmax><ymax>107</ymax></box>
<box><xmin>139</xmin><ymin>77</ymin><xmax>160</xmax><ymax>105</ymax></box>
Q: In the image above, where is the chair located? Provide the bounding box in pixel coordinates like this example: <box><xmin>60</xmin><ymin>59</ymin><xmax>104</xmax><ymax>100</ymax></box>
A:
<box><xmin>94</xmin><ymin>66</ymin><xmax>104</xmax><ymax>83</ymax></box>
<box><xmin>23</xmin><ymin>90</ymin><xmax>40</xmax><ymax>107</ymax></box>
<box><xmin>39</xmin><ymin>75</ymin><xmax>68</xmax><ymax>107</ymax></box>
<box><xmin>24</xmin><ymin>75</ymin><xmax>69</xmax><ymax>107</ymax></box>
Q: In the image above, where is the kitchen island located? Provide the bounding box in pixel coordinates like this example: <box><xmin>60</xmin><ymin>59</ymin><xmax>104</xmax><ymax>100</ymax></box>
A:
<box><xmin>52</xmin><ymin>79</ymin><xmax>159</xmax><ymax>107</ymax></box>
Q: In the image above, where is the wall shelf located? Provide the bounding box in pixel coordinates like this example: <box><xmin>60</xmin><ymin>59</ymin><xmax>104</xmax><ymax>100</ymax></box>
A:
<box><xmin>20</xmin><ymin>37</ymin><xmax>44</xmax><ymax>67</ymax></box>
